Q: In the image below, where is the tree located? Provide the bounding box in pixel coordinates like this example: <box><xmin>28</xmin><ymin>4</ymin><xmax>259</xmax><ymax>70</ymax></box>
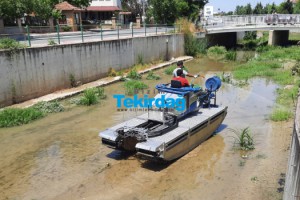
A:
<box><xmin>0</xmin><ymin>0</ymin><xmax>28</xmax><ymax>19</ymax></box>
<box><xmin>185</xmin><ymin>0</ymin><xmax>208</xmax><ymax>21</ymax></box>
<box><xmin>253</xmin><ymin>2</ymin><xmax>264</xmax><ymax>14</ymax></box>
<box><xmin>32</xmin><ymin>0</ymin><xmax>55</xmax><ymax>21</ymax></box>
<box><xmin>235</xmin><ymin>5</ymin><xmax>245</xmax><ymax>15</ymax></box>
<box><xmin>244</xmin><ymin>3</ymin><xmax>252</xmax><ymax>15</ymax></box>
<box><xmin>0</xmin><ymin>0</ymin><xmax>91</xmax><ymax>22</ymax></box>
<box><xmin>67</xmin><ymin>0</ymin><xmax>91</xmax><ymax>8</ymax></box>
<box><xmin>277</xmin><ymin>0</ymin><xmax>293</xmax><ymax>14</ymax></box>
<box><xmin>122</xmin><ymin>0</ymin><xmax>143</xmax><ymax>17</ymax></box>
<box><xmin>226</xmin><ymin>11</ymin><xmax>234</xmax><ymax>15</ymax></box>
<box><xmin>147</xmin><ymin>0</ymin><xmax>177</xmax><ymax>24</ymax></box>
<box><xmin>264</xmin><ymin>3</ymin><xmax>277</xmax><ymax>14</ymax></box>
<box><xmin>147</xmin><ymin>0</ymin><xmax>208</xmax><ymax>24</ymax></box>
<box><xmin>294</xmin><ymin>0</ymin><xmax>300</xmax><ymax>14</ymax></box>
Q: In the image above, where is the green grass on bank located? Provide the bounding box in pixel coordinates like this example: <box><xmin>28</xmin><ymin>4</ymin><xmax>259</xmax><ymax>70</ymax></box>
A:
<box><xmin>256</xmin><ymin>46</ymin><xmax>300</xmax><ymax>61</ymax></box>
<box><xmin>0</xmin><ymin>38</ymin><xmax>26</xmax><ymax>50</ymax></box>
<box><xmin>233</xmin><ymin>46</ymin><xmax>300</xmax><ymax>121</ymax></box>
<box><xmin>233</xmin><ymin>61</ymin><xmax>293</xmax><ymax>85</ymax></box>
<box><xmin>289</xmin><ymin>32</ymin><xmax>300</xmax><ymax>41</ymax></box>
<box><xmin>0</xmin><ymin>108</ymin><xmax>44</xmax><ymax>127</ymax></box>
<box><xmin>0</xmin><ymin>101</ymin><xmax>64</xmax><ymax>128</ymax></box>
<box><xmin>270</xmin><ymin>108</ymin><xmax>293</xmax><ymax>122</ymax></box>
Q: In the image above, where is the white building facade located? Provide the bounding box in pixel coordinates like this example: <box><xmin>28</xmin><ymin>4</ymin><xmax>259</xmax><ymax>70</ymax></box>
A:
<box><xmin>83</xmin><ymin>0</ymin><xmax>122</xmax><ymax>23</ymax></box>
<box><xmin>204</xmin><ymin>5</ymin><xmax>214</xmax><ymax>19</ymax></box>
<box><xmin>90</xmin><ymin>0</ymin><xmax>121</xmax><ymax>7</ymax></box>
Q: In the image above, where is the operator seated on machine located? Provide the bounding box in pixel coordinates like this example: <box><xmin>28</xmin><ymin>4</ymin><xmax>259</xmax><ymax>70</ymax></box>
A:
<box><xmin>172</xmin><ymin>69</ymin><xmax>190</xmax><ymax>87</ymax></box>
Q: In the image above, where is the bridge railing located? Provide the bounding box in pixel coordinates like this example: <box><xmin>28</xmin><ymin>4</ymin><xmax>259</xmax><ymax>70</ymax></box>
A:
<box><xmin>0</xmin><ymin>24</ymin><xmax>179</xmax><ymax>47</ymax></box>
<box><xmin>209</xmin><ymin>14</ymin><xmax>300</xmax><ymax>26</ymax></box>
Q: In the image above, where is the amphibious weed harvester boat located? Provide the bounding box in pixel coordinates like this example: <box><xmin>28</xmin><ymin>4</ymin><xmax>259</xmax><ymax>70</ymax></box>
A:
<box><xmin>99</xmin><ymin>76</ymin><xmax>227</xmax><ymax>161</ymax></box>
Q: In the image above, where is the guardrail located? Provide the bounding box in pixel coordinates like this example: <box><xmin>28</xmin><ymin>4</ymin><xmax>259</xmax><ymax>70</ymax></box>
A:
<box><xmin>1</xmin><ymin>23</ymin><xmax>181</xmax><ymax>47</ymax></box>
<box><xmin>204</xmin><ymin>14</ymin><xmax>300</xmax><ymax>26</ymax></box>
<box><xmin>283</xmin><ymin>95</ymin><xmax>300</xmax><ymax>200</ymax></box>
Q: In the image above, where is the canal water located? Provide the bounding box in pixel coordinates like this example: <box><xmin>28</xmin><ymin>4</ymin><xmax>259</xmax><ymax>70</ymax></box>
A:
<box><xmin>0</xmin><ymin>57</ymin><xmax>291</xmax><ymax>200</ymax></box>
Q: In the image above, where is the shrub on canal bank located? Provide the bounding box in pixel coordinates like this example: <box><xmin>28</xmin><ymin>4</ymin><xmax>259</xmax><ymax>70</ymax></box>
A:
<box><xmin>0</xmin><ymin>108</ymin><xmax>44</xmax><ymax>127</ymax></box>
<box><xmin>126</xmin><ymin>68</ymin><xmax>142</xmax><ymax>80</ymax></box>
<box><xmin>225</xmin><ymin>51</ymin><xmax>237</xmax><ymax>61</ymax></box>
<box><xmin>76</xmin><ymin>87</ymin><xmax>107</xmax><ymax>106</ymax></box>
<box><xmin>78</xmin><ymin>89</ymin><xmax>98</xmax><ymax>106</ymax></box>
<box><xmin>0</xmin><ymin>101</ymin><xmax>65</xmax><ymax>127</ymax></box>
<box><xmin>207</xmin><ymin>46</ymin><xmax>227</xmax><ymax>60</ymax></box>
<box><xmin>270</xmin><ymin>108</ymin><xmax>293</xmax><ymax>122</ymax></box>
<box><xmin>177</xmin><ymin>18</ymin><xmax>208</xmax><ymax>56</ymax></box>
<box><xmin>164</xmin><ymin>65</ymin><xmax>177</xmax><ymax>75</ymax></box>
<box><xmin>207</xmin><ymin>46</ymin><xmax>237</xmax><ymax>61</ymax></box>
<box><xmin>32</xmin><ymin>101</ymin><xmax>64</xmax><ymax>113</ymax></box>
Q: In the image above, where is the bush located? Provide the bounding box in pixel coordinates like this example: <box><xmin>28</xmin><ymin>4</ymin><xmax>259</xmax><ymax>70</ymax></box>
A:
<box><xmin>108</xmin><ymin>68</ymin><xmax>117</xmax><ymax>77</ymax></box>
<box><xmin>124</xmin><ymin>80</ymin><xmax>148</xmax><ymax>95</ymax></box>
<box><xmin>241</xmin><ymin>40</ymin><xmax>258</xmax><ymax>50</ymax></box>
<box><xmin>32</xmin><ymin>101</ymin><xmax>64</xmax><ymax>113</ymax></box>
<box><xmin>0</xmin><ymin>108</ymin><xmax>44</xmax><ymax>127</ymax></box>
<box><xmin>176</xmin><ymin>18</ymin><xmax>196</xmax><ymax>35</ymax></box>
<box><xmin>95</xmin><ymin>87</ymin><xmax>107</xmax><ymax>99</ymax></box>
<box><xmin>0</xmin><ymin>38</ymin><xmax>26</xmax><ymax>50</ymax></box>
<box><xmin>207</xmin><ymin>46</ymin><xmax>227</xmax><ymax>59</ymax></box>
<box><xmin>243</xmin><ymin>31</ymin><xmax>257</xmax><ymax>40</ymax></box>
<box><xmin>176</xmin><ymin>18</ymin><xmax>207</xmax><ymax>56</ymax></box>
<box><xmin>62</xmin><ymin>26</ymin><xmax>72</xmax><ymax>32</ymax></box>
<box><xmin>69</xmin><ymin>74</ymin><xmax>76</xmax><ymax>87</ymax></box>
<box><xmin>225</xmin><ymin>51</ymin><xmax>237</xmax><ymax>61</ymax></box>
<box><xmin>137</xmin><ymin>54</ymin><xmax>144</xmax><ymax>65</ymax></box>
<box><xmin>270</xmin><ymin>108</ymin><xmax>293</xmax><ymax>121</ymax></box>
<box><xmin>164</xmin><ymin>65</ymin><xmax>177</xmax><ymax>75</ymax></box>
<box><xmin>184</xmin><ymin>34</ymin><xmax>199</xmax><ymax>57</ymax></box>
<box><xmin>48</xmin><ymin>39</ymin><xmax>57</xmax><ymax>45</ymax></box>
<box><xmin>207</xmin><ymin>46</ymin><xmax>227</xmax><ymax>55</ymax></box>
<box><xmin>79</xmin><ymin>89</ymin><xmax>98</xmax><ymax>106</ymax></box>
<box><xmin>146</xmin><ymin>70</ymin><xmax>161</xmax><ymax>80</ymax></box>
<box><xmin>126</xmin><ymin>68</ymin><xmax>141</xmax><ymax>80</ymax></box>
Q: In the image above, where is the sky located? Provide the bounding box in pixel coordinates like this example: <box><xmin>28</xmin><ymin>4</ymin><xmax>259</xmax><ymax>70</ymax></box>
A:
<box><xmin>207</xmin><ymin>0</ymin><xmax>285</xmax><ymax>12</ymax></box>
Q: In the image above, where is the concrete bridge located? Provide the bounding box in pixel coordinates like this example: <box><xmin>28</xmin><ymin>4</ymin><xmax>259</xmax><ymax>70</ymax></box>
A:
<box><xmin>200</xmin><ymin>14</ymin><xmax>300</xmax><ymax>47</ymax></box>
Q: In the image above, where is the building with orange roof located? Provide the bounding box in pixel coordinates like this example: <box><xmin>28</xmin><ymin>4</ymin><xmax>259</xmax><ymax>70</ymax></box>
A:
<box><xmin>55</xmin><ymin>1</ymin><xmax>83</xmax><ymax>31</ymax></box>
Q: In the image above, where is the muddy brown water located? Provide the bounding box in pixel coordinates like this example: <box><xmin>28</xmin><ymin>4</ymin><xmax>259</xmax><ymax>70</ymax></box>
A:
<box><xmin>0</xmin><ymin>57</ymin><xmax>292</xmax><ymax>200</ymax></box>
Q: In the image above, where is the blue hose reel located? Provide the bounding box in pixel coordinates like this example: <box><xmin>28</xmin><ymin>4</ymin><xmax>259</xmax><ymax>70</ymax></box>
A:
<box><xmin>205</xmin><ymin>76</ymin><xmax>222</xmax><ymax>92</ymax></box>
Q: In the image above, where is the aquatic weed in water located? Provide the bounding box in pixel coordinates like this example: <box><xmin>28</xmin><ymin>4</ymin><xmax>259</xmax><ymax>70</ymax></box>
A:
<box><xmin>231</xmin><ymin>127</ymin><xmax>255</xmax><ymax>151</ymax></box>
<box><xmin>0</xmin><ymin>108</ymin><xmax>44</xmax><ymax>127</ymax></box>
<box><xmin>32</xmin><ymin>101</ymin><xmax>64</xmax><ymax>113</ymax></box>
<box><xmin>124</xmin><ymin>80</ymin><xmax>148</xmax><ymax>96</ymax></box>
<box><xmin>126</xmin><ymin>68</ymin><xmax>142</xmax><ymax>80</ymax></box>
<box><xmin>79</xmin><ymin>89</ymin><xmax>99</xmax><ymax>106</ymax></box>
<box><xmin>146</xmin><ymin>70</ymin><xmax>161</xmax><ymax>80</ymax></box>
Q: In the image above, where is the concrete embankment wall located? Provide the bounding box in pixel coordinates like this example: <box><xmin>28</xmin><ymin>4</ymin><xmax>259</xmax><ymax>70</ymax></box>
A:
<box><xmin>284</xmin><ymin>96</ymin><xmax>300</xmax><ymax>200</ymax></box>
<box><xmin>0</xmin><ymin>34</ymin><xmax>184</xmax><ymax>107</ymax></box>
